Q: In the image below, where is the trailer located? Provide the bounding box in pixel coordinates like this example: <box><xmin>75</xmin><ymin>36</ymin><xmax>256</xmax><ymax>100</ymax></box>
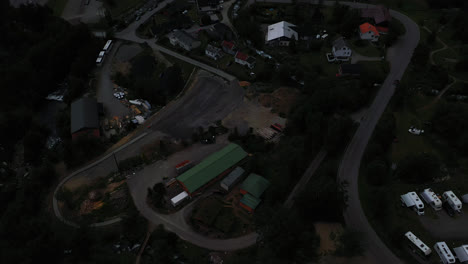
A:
<box><xmin>401</xmin><ymin>192</ymin><xmax>425</xmax><ymax>215</ymax></box>
<box><xmin>442</xmin><ymin>191</ymin><xmax>462</xmax><ymax>213</ymax></box>
<box><xmin>96</xmin><ymin>56</ymin><xmax>103</xmax><ymax>66</ymax></box>
<box><xmin>170</xmin><ymin>191</ymin><xmax>188</xmax><ymax>207</ymax></box>
<box><xmin>129</xmin><ymin>100</ymin><xmax>142</xmax><ymax>106</ymax></box>
<box><xmin>175</xmin><ymin>160</ymin><xmax>193</xmax><ymax>175</ymax></box>
<box><xmin>103</xmin><ymin>40</ymin><xmax>113</xmax><ymax>53</ymax></box>
<box><xmin>453</xmin><ymin>245</ymin><xmax>468</xmax><ymax>263</ymax></box>
<box><xmin>405</xmin><ymin>231</ymin><xmax>431</xmax><ymax>257</ymax></box>
<box><xmin>420</xmin><ymin>188</ymin><xmax>442</xmax><ymax>211</ymax></box>
<box><xmin>434</xmin><ymin>242</ymin><xmax>456</xmax><ymax>264</ymax></box>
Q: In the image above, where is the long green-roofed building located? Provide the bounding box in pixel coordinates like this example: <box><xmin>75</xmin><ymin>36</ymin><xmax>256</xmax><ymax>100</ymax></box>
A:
<box><xmin>177</xmin><ymin>143</ymin><xmax>247</xmax><ymax>194</ymax></box>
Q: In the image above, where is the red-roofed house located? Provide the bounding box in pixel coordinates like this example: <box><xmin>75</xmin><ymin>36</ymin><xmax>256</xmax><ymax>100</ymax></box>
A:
<box><xmin>221</xmin><ymin>40</ymin><xmax>236</xmax><ymax>55</ymax></box>
<box><xmin>361</xmin><ymin>5</ymin><xmax>391</xmax><ymax>33</ymax></box>
<box><xmin>359</xmin><ymin>23</ymin><xmax>380</xmax><ymax>42</ymax></box>
<box><xmin>235</xmin><ymin>51</ymin><xmax>256</xmax><ymax>69</ymax></box>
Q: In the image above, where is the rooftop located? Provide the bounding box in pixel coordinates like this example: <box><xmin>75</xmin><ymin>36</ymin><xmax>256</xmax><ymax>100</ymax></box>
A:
<box><xmin>177</xmin><ymin>144</ymin><xmax>248</xmax><ymax>193</ymax></box>
<box><xmin>71</xmin><ymin>97</ymin><xmax>99</xmax><ymax>134</ymax></box>
<box><xmin>235</xmin><ymin>51</ymin><xmax>249</xmax><ymax>61</ymax></box>
<box><xmin>240</xmin><ymin>193</ymin><xmax>261</xmax><ymax>210</ymax></box>
<box><xmin>359</xmin><ymin>22</ymin><xmax>380</xmax><ymax>36</ymax></box>
<box><xmin>333</xmin><ymin>37</ymin><xmax>349</xmax><ymax>50</ymax></box>
<box><xmin>241</xmin><ymin>173</ymin><xmax>270</xmax><ymax>198</ymax></box>
<box><xmin>266</xmin><ymin>21</ymin><xmax>298</xmax><ymax>42</ymax></box>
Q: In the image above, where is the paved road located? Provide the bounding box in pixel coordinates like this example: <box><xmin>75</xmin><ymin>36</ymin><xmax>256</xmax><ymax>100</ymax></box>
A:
<box><xmin>336</xmin><ymin>2</ymin><xmax>420</xmax><ymax>264</ymax></box>
<box><xmin>96</xmin><ymin>41</ymin><xmax>132</xmax><ymax>118</ymax></box>
<box><xmin>115</xmin><ymin>0</ymin><xmax>237</xmax><ymax>81</ymax></box>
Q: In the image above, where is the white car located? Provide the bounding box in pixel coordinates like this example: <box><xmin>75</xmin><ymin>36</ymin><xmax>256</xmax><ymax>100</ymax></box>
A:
<box><xmin>408</xmin><ymin>126</ymin><xmax>424</xmax><ymax>135</ymax></box>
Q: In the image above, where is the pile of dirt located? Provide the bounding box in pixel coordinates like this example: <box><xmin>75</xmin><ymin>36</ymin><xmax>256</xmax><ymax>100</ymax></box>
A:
<box><xmin>113</xmin><ymin>61</ymin><xmax>132</xmax><ymax>76</ymax></box>
<box><xmin>258</xmin><ymin>87</ymin><xmax>300</xmax><ymax>116</ymax></box>
<box><xmin>314</xmin><ymin>222</ymin><xmax>344</xmax><ymax>255</ymax></box>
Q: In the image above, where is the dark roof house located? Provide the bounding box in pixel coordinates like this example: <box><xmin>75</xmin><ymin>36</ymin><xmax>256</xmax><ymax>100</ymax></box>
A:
<box><xmin>206</xmin><ymin>23</ymin><xmax>235</xmax><ymax>41</ymax></box>
<box><xmin>71</xmin><ymin>97</ymin><xmax>100</xmax><ymax>139</ymax></box>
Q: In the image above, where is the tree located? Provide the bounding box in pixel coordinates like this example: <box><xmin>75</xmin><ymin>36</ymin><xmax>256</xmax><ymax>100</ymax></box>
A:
<box><xmin>397</xmin><ymin>153</ymin><xmax>440</xmax><ymax>183</ymax></box>
<box><xmin>412</xmin><ymin>43</ymin><xmax>431</xmax><ymax>67</ymax></box>
<box><xmin>334</xmin><ymin>229</ymin><xmax>364</xmax><ymax>257</ymax></box>
<box><xmin>201</xmin><ymin>14</ymin><xmax>211</xmax><ymax>25</ymax></box>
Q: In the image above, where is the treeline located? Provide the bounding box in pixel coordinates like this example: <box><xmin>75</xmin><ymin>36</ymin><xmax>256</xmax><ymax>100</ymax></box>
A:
<box><xmin>0</xmin><ymin>3</ymin><xmax>101</xmax><ymax>163</ymax></box>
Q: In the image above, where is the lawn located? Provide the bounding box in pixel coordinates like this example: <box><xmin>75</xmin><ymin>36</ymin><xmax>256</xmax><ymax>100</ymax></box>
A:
<box><xmin>433</xmin><ymin>47</ymin><xmax>458</xmax><ymax>67</ymax></box>
<box><xmin>164</xmin><ymin>55</ymin><xmax>196</xmax><ymax>83</ymax></box>
<box><xmin>47</xmin><ymin>0</ymin><xmax>68</xmax><ymax>16</ymax></box>
<box><xmin>299</xmin><ymin>47</ymin><xmax>339</xmax><ymax>77</ymax></box>
<box><xmin>350</xmin><ymin>40</ymin><xmax>382</xmax><ymax>57</ymax></box>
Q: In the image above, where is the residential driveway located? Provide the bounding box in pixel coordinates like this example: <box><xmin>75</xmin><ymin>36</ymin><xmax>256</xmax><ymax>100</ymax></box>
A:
<box><xmin>419</xmin><ymin>208</ymin><xmax>468</xmax><ymax>240</ymax></box>
<box><xmin>96</xmin><ymin>41</ymin><xmax>132</xmax><ymax>118</ymax></box>
<box><xmin>126</xmin><ymin>135</ymin><xmax>258</xmax><ymax>251</ymax></box>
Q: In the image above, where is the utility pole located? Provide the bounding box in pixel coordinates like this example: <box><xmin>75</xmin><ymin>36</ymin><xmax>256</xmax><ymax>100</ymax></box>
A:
<box><xmin>113</xmin><ymin>152</ymin><xmax>120</xmax><ymax>172</ymax></box>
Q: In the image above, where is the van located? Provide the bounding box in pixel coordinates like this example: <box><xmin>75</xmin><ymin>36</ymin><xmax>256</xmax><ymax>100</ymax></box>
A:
<box><xmin>401</xmin><ymin>192</ymin><xmax>425</xmax><ymax>215</ymax></box>
<box><xmin>420</xmin><ymin>188</ymin><xmax>442</xmax><ymax>211</ymax></box>
<box><xmin>434</xmin><ymin>242</ymin><xmax>456</xmax><ymax>264</ymax></box>
<box><xmin>442</xmin><ymin>191</ymin><xmax>462</xmax><ymax>213</ymax></box>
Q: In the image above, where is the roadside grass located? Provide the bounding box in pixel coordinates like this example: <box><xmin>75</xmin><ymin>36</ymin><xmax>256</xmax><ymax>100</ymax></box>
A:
<box><xmin>164</xmin><ymin>55</ymin><xmax>196</xmax><ymax>82</ymax></box>
<box><xmin>47</xmin><ymin>0</ymin><xmax>68</xmax><ymax>16</ymax></box>
<box><xmin>433</xmin><ymin>48</ymin><xmax>458</xmax><ymax>68</ymax></box>
<box><xmin>107</xmin><ymin>0</ymin><xmax>146</xmax><ymax>17</ymax></box>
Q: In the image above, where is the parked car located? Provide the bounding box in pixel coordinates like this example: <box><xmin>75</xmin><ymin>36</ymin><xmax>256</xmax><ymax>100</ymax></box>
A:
<box><xmin>443</xmin><ymin>202</ymin><xmax>455</xmax><ymax>217</ymax></box>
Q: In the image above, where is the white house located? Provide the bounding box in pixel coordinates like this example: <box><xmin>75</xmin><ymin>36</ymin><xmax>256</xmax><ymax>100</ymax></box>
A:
<box><xmin>332</xmin><ymin>37</ymin><xmax>352</xmax><ymax>61</ymax></box>
<box><xmin>235</xmin><ymin>51</ymin><xmax>256</xmax><ymax>69</ymax></box>
<box><xmin>265</xmin><ymin>21</ymin><xmax>298</xmax><ymax>46</ymax></box>
<box><xmin>205</xmin><ymin>44</ymin><xmax>222</xmax><ymax>60</ymax></box>
<box><xmin>169</xmin><ymin>30</ymin><xmax>201</xmax><ymax>51</ymax></box>
<box><xmin>359</xmin><ymin>22</ymin><xmax>380</xmax><ymax>42</ymax></box>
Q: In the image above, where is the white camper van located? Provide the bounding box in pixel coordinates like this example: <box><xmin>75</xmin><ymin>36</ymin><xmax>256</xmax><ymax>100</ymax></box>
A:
<box><xmin>405</xmin><ymin>231</ymin><xmax>432</xmax><ymax>257</ymax></box>
<box><xmin>442</xmin><ymin>191</ymin><xmax>462</xmax><ymax>213</ymax></box>
<box><xmin>420</xmin><ymin>188</ymin><xmax>442</xmax><ymax>211</ymax></box>
<box><xmin>401</xmin><ymin>192</ymin><xmax>425</xmax><ymax>215</ymax></box>
<box><xmin>453</xmin><ymin>245</ymin><xmax>468</xmax><ymax>263</ymax></box>
<box><xmin>434</xmin><ymin>242</ymin><xmax>456</xmax><ymax>264</ymax></box>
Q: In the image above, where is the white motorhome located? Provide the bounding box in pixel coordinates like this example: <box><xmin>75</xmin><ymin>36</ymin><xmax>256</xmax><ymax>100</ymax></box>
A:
<box><xmin>453</xmin><ymin>245</ymin><xmax>468</xmax><ymax>263</ymax></box>
<box><xmin>96</xmin><ymin>56</ymin><xmax>103</xmax><ymax>66</ymax></box>
<box><xmin>405</xmin><ymin>231</ymin><xmax>432</xmax><ymax>257</ymax></box>
<box><xmin>103</xmin><ymin>40</ymin><xmax>113</xmax><ymax>53</ymax></box>
<box><xmin>420</xmin><ymin>188</ymin><xmax>442</xmax><ymax>211</ymax></box>
<box><xmin>442</xmin><ymin>191</ymin><xmax>462</xmax><ymax>213</ymax></box>
<box><xmin>434</xmin><ymin>242</ymin><xmax>456</xmax><ymax>264</ymax></box>
<box><xmin>401</xmin><ymin>192</ymin><xmax>425</xmax><ymax>215</ymax></box>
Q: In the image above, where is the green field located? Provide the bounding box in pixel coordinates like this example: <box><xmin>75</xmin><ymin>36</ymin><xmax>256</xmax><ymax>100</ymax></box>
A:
<box><xmin>47</xmin><ymin>0</ymin><xmax>68</xmax><ymax>16</ymax></box>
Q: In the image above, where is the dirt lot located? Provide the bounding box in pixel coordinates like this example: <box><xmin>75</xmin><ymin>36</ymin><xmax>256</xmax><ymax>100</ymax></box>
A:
<box><xmin>258</xmin><ymin>86</ymin><xmax>300</xmax><ymax>116</ymax></box>
<box><xmin>222</xmin><ymin>98</ymin><xmax>287</xmax><ymax>135</ymax></box>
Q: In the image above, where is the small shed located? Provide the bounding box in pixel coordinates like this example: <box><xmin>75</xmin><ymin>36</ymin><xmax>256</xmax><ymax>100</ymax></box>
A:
<box><xmin>220</xmin><ymin>167</ymin><xmax>245</xmax><ymax>191</ymax></box>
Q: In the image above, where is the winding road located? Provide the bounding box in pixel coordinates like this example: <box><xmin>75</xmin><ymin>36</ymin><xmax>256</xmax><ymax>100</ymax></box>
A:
<box><xmin>52</xmin><ymin>0</ymin><xmax>421</xmax><ymax>258</ymax></box>
<box><xmin>337</xmin><ymin>3</ymin><xmax>420</xmax><ymax>264</ymax></box>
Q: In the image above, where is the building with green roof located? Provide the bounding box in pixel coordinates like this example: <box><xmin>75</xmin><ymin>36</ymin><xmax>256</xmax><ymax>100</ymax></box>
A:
<box><xmin>240</xmin><ymin>173</ymin><xmax>270</xmax><ymax>198</ymax></box>
<box><xmin>239</xmin><ymin>193</ymin><xmax>261</xmax><ymax>212</ymax></box>
<box><xmin>177</xmin><ymin>143</ymin><xmax>247</xmax><ymax>194</ymax></box>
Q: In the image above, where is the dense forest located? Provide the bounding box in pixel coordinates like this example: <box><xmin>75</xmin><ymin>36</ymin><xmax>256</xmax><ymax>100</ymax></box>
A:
<box><xmin>0</xmin><ymin>1</ymin><xmax>100</xmax><ymax>163</ymax></box>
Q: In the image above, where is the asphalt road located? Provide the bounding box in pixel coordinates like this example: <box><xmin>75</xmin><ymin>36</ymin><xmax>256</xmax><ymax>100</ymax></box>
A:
<box><xmin>96</xmin><ymin>41</ymin><xmax>132</xmax><ymax>119</ymax></box>
<box><xmin>147</xmin><ymin>73</ymin><xmax>243</xmax><ymax>138</ymax></box>
<box><xmin>336</xmin><ymin>3</ymin><xmax>420</xmax><ymax>264</ymax></box>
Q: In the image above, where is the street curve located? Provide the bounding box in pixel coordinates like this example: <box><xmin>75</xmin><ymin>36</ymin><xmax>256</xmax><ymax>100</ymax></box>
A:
<box><xmin>337</xmin><ymin>3</ymin><xmax>420</xmax><ymax>264</ymax></box>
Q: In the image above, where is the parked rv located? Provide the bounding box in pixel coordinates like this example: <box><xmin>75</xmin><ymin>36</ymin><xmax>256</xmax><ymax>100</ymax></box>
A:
<box><xmin>401</xmin><ymin>192</ymin><xmax>425</xmax><ymax>215</ymax></box>
<box><xmin>442</xmin><ymin>191</ymin><xmax>463</xmax><ymax>213</ymax></box>
<box><xmin>420</xmin><ymin>188</ymin><xmax>442</xmax><ymax>211</ymax></box>
<box><xmin>434</xmin><ymin>242</ymin><xmax>456</xmax><ymax>264</ymax></box>
<box><xmin>405</xmin><ymin>231</ymin><xmax>431</xmax><ymax>258</ymax></box>
<box><xmin>453</xmin><ymin>245</ymin><xmax>468</xmax><ymax>263</ymax></box>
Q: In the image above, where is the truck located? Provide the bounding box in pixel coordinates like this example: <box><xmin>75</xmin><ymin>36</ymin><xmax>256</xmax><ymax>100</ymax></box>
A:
<box><xmin>442</xmin><ymin>191</ymin><xmax>462</xmax><ymax>213</ymax></box>
<box><xmin>405</xmin><ymin>231</ymin><xmax>431</xmax><ymax>258</ymax></box>
<box><xmin>420</xmin><ymin>188</ymin><xmax>442</xmax><ymax>211</ymax></box>
<box><xmin>434</xmin><ymin>242</ymin><xmax>456</xmax><ymax>264</ymax></box>
<box><xmin>401</xmin><ymin>192</ymin><xmax>425</xmax><ymax>215</ymax></box>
